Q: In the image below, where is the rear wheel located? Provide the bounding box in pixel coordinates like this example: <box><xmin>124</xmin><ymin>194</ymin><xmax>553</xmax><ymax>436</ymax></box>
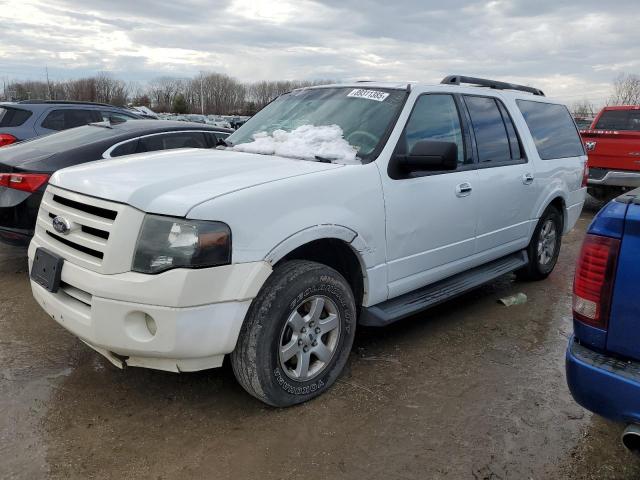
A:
<box><xmin>231</xmin><ymin>260</ymin><xmax>356</xmax><ymax>407</ymax></box>
<box><xmin>517</xmin><ymin>205</ymin><xmax>563</xmax><ymax>281</ymax></box>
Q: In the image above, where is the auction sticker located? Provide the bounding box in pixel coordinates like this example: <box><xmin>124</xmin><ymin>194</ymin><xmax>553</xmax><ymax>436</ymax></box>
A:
<box><xmin>347</xmin><ymin>89</ymin><xmax>389</xmax><ymax>102</ymax></box>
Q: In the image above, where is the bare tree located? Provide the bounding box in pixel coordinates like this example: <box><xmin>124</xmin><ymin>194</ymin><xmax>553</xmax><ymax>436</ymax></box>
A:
<box><xmin>148</xmin><ymin>77</ymin><xmax>184</xmax><ymax>112</ymax></box>
<box><xmin>571</xmin><ymin>99</ymin><xmax>596</xmax><ymax>118</ymax></box>
<box><xmin>609</xmin><ymin>73</ymin><xmax>640</xmax><ymax>106</ymax></box>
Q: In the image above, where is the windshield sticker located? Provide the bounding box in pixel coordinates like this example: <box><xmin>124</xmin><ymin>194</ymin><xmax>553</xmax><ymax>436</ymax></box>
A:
<box><xmin>347</xmin><ymin>89</ymin><xmax>389</xmax><ymax>102</ymax></box>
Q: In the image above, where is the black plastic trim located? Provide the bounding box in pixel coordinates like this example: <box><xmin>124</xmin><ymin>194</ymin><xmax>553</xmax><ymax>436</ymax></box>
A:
<box><xmin>52</xmin><ymin>195</ymin><xmax>117</xmax><ymax>220</ymax></box>
<box><xmin>441</xmin><ymin>75</ymin><xmax>545</xmax><ymax>96</ymax></box>
<box><xmin>359</xmin><ymin>250</ymin><xmax>528</xmax><ymax>327</ymax></box>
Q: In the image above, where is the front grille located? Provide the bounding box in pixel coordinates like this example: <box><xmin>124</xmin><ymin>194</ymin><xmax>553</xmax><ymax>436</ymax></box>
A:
<box><xmin>37</xmin><ymin>189</ymin><xmax>117</xmax><ymax>266</ymax></box>
<box><xmin>60</xmin><ymin>281</ymin><xmax>92</xmax><ymax>307</ymax></box>
<box><xmin>46</xmin><ymin>231</ymin><xmax>104</xmax><ymax>259</ymax></box>
<box><xmin>52</xmin><ymin>194</ymin><xmax>118</xmax><ymax>220</ymax></box>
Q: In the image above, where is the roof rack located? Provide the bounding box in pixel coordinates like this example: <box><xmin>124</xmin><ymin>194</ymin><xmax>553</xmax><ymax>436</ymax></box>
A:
<box><xmin>440</xmin><ymin>75</ymin><xmax>545</xmax><ymax>96</ymax></box>
<box><xmin>17</xmin><ymin>100</ymin><xmax>120</xmax><ymax>107</ymax></box>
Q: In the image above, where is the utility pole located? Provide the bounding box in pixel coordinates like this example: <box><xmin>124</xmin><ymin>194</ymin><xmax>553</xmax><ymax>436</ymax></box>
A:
<box><xmin>45</xmin><ymin>66</ymin><xmax>52</xmax><ymax>100</ymax></box>
<box><xmin>200</xmin><ymin>72</ymin><xmax>205</xmax><ymax>115</ymax></box>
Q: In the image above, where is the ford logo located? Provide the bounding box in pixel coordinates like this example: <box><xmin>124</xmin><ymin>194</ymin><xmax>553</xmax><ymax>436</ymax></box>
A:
<box><xmin>52</xmin><ymin>216</ymin><xmax>71</xmax><ymax>235</ymax></box>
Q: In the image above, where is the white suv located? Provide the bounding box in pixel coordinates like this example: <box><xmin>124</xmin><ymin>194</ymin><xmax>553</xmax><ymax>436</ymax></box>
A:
<box><xmin>28</xmin><ymin>76</ymin><xmax>587</xmax><ymax>407</ymax></box>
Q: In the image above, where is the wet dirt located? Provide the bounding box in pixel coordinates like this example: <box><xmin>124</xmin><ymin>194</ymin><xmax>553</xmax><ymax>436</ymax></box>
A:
<box><xmin>1</xmin><ymin>202</ymin><xmax>639</xmax><ymax>479</ymax></box>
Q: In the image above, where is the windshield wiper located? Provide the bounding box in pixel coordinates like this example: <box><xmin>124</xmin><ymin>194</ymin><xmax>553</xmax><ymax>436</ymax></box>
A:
<box><xmin>314</xmin><ymin>155</ymin><xmax>336</xmax><ymax>163</ymax></box>
<box><xmin>88</xmin><ymin>121</ymin><xmax>113</xmax><ymax>129</ymax></box>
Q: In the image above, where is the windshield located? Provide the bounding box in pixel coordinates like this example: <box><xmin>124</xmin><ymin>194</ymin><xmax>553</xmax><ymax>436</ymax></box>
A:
<box><xmin>227</xmin><ymin>87</ymin><xmax>407</xmax><ymax>161</ymax></box>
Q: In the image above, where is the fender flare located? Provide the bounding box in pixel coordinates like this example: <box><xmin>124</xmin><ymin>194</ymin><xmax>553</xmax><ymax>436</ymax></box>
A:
<box><xmin>535</xmin><ymin>189</ymin><xmax>567</xmax><ymax>218</ymax></box>
<box><xmin>264</xmin><ymin>224</ymin><xmax>373</xmax><ymax>268</ymax></box>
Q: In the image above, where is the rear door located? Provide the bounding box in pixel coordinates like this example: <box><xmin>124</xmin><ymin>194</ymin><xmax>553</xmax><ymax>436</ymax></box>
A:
<box><xmin>36</xmin><ymin>108</ymin><xmax>102</xmax><ymax>135</ymax></box>
<box><xmin>464</xmin><ymin>95</ymin><xmax>538</xmax><ymax>257</ymax></box>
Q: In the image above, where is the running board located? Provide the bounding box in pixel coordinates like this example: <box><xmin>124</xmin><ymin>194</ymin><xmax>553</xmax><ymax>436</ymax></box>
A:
<box><xmin>359</xmin><ymin>251</ymin><xmax>528</xmax><ymax>327</ymax></box>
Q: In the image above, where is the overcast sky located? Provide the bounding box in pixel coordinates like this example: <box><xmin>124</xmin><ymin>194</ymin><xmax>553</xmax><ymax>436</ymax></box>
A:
<box><xmin>2</xmin><ymin>0</ymin><xmax>638</xmax><ymax>105</ymax></box>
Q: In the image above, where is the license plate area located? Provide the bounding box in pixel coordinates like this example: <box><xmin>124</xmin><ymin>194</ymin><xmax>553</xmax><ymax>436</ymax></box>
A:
<box><xmin>31</xmin><ymin>248</ymin><xmax>64</xmax><ymax>293</ymax></box>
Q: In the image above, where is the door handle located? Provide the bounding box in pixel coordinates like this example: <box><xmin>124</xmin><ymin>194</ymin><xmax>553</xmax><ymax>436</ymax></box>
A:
<box><xmin>455</xmin><ymin>182</ymin><xmax>472</xmax><ymax>197</ymax></box>
<box><xmin>522</xmin><ymin>173</ymin><xmax>535</xmax><ymax>185</ymax></box>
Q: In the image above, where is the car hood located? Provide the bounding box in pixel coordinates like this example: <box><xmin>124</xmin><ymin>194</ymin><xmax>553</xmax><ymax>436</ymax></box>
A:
<box><xmin>49</xmin><ymin>148</ymin><xmax>343</xmax><ymax>216</ymax></box>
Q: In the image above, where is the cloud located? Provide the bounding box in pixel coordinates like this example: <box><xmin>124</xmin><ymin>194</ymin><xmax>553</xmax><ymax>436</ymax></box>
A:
<box><xmin>1</xmin><ymin>0</ymin><xmax>637</xmax><ymax>105</ymax></box>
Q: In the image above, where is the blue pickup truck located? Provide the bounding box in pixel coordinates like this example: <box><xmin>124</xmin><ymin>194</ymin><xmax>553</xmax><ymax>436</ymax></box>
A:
<box><xmin>566</xmin><ymin>187</ymin><xmax>640</xmax><ymax>454</ymax></box>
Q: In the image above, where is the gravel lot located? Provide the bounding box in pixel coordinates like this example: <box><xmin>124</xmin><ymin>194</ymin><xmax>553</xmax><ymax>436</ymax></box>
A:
<box><xmin>2</xmin><ymin>201</ymin><xmax>639</xmax><ymax>479</ymax></box>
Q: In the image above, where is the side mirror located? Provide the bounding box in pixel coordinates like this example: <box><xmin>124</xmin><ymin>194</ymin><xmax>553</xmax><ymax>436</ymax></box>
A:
<box><xmin>399</xmin><ymin>140</ymin><xmax>458</xmax><ymax>172</ymax></box>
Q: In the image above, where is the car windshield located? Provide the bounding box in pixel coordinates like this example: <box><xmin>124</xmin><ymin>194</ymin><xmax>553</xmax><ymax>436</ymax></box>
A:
<box><xmin>227</xmin><ymin>87</ymin><xmax>407</xmax><ymax>161</ymax></box>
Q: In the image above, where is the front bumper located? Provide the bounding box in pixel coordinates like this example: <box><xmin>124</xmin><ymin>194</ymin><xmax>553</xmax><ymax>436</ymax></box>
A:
<box><xmin>588</xmin><ymin>169</ymin><xmax>640</xmax><ymax>188</ymax></box>
<box><xmin>566</xmin><ymin>336</ymin><xmax>640</xmax><ymax>424</ymax></box>
<box><xmin>29</xmin><ymin>239</ymin><xmax>272</xmax><ymax>372</ymax></box>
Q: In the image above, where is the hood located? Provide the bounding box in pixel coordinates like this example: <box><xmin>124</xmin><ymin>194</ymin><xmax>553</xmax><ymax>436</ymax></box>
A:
<box><xmin>49</xmin><ymin>148</ymin><xmax>343</xmax><ymax>216</ymax></box>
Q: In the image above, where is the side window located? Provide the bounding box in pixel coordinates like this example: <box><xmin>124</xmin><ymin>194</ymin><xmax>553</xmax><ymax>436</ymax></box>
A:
<box><xmin>110</xmin><ymin>140</ymin><xmax>138</xmax><ymax>157</ymax></box>
<box><xmin>101</xmin><ymin>111</ymin><xmax>138</xmax><ymax>122</ymax></box>
<box><xmin>517</xmin><ymin>100</ymin><xmax>585</xmax><ymax>160</ymax></box>
<box><xmin>463</xmin><ymin>96</ymin><xmax>512</xmax><ymax>163</ymax></box>
<box><xmin>207</xmin><ymin>132</ymin><xmax>229</xmax><ymax>146</ymax></box>
<box><xmin>497</xmin><ymin>102</ymin><xmax>523</xmax><ymax>160</ymax></box>
<box><xmin>403</xmin><ymin>94</ymin><xmax>466</xmax><ymax>165</ymax></box>
<box><xmin>41</xmin><ymin>109</ymin><xmax>100</xmax><ymax>131</ymax></box>
<box><xmin>137</xmin><ymin>132</ymin><xmax>208</xmax><ymax>153</ymax></box>
<box><xmin>0</xmin><ymin>107</ymin><xmax>32</xmax><ymax>127</ymax></box>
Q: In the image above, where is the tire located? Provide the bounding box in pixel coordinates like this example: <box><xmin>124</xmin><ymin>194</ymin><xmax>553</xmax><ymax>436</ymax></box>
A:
<box><xmin>231</xmin><ymin>260</ymin><xmax>356</xmax><ymax>407</ymax></box>
<box><xmin>516</xmin><ymin>205</ymin><xmax>563</xmax><ymax>281</ymax></box>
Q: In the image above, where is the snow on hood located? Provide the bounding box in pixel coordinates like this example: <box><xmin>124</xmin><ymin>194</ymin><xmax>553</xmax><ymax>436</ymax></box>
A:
<box><xmin>231</xmin><ymin>125</ymin><xmax>361</xmax><ymax>165</ymax></box>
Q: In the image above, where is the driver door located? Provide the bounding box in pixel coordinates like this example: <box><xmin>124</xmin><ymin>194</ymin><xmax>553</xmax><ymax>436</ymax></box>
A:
<box><xmin>379</xmin><ymin>93</ymin><xmax>479</xmax><ymax>299</ymax></box>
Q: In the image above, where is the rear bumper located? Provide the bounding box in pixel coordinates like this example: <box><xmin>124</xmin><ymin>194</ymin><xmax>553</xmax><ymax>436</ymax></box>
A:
<box><xmin>566</xmin><ymin>336</ymin><xmax>640</xmax><ymax>424</ymax></box>
<box><xmin>588</xmin><ymin>169</ymin><xmax>640</xmax><ymax>188</ymax></box>
<box><xmin>0</xmin><ymin>225</ymin><xmax>32</xmax><ymax>246</ymax></box>
<box><xmin>0</xmin><ymin>187</ymin><xmax>40</xmax><ymax>245</ymax></box>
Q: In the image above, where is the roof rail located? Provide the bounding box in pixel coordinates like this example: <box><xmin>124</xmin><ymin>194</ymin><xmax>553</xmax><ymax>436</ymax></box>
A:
<box><xmin>440</xmin><ymin>75</ymin><xmax>545</xmax><ymax>96</ymax></box>
<box><xmin>17</xmin><ymin>100</ymin><xmax>121</xmax><ymax>107</ymax></box>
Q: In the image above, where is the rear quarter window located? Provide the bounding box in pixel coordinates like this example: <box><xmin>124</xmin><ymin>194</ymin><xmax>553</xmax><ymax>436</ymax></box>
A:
<box><xmin>0</xmin><ymin>107</ymin><xmax>32</xmax><ymax>127</ymax></box>
<box><xmin>594</xmin><ymin>110</ymin><xmax>640</xmax><ymax>131</ymax></box>
<box><xmin>517</xmin><ymin>100</ymin><xmax>584</xmax><ymax>160</ymax></box>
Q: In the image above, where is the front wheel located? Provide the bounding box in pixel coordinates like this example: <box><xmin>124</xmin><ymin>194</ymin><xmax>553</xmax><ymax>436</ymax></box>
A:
<box><xmin>516</xmin><ymin>205</ymin><xmax>563</xmax><ymax>281</ymax></box>
<box><xmin>231</xmin><ymin>260</ymin><xmax>356</xmax><ymax>407</ymax></box>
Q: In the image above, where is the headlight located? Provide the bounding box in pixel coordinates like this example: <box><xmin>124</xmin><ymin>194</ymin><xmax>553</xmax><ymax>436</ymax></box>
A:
<box><xmin>132</xmin><ymin>215</ymin><xmax>231</xmax><ymax>274</ymax></box>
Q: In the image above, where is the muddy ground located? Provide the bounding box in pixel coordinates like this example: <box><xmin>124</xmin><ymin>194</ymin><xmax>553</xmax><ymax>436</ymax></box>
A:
<box><xmin>1</xmin><ymin>201</ymin><xmax>639</xmax><ymax>479</ymax></box>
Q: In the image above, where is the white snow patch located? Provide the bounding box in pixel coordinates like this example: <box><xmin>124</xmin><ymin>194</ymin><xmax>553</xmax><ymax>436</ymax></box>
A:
<box><xmin>231</xmin><ymin>124</ymin><xmax>361</xmax><ymax>164</ymax></box>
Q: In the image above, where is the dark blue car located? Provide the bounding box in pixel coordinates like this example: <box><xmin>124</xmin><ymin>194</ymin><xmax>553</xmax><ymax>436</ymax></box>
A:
<box><xmin>566</xmin><ymin>187</ymin><xmax>640</xmax><ymax>454</ymax></box>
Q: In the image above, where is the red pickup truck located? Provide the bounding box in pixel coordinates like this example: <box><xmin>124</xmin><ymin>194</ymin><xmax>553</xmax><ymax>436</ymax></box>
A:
<box><xmin>581</xmin><ymin>106</ymin><xmax>640</xmax><ymax>201</ymax></box>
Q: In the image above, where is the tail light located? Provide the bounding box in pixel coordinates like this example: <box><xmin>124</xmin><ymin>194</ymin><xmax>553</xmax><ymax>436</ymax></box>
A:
<box><xmin>0</xmin><ymin>173</ymin><xmax>50</xmax><ymax>192</ymax></box>
<box><xmin>0</xmin><ymin>134</ymin><xmax>17</xmax><ymax>147</ymax></box>
<box><xmin>581</xmin><ymin>162</ymin><xmax>589</xmax><ymax>188</ymax></box>
<box><xmin>573</xmin><ymin>234</ymin><xmax>620</xmax><ymax>329</ymax></box>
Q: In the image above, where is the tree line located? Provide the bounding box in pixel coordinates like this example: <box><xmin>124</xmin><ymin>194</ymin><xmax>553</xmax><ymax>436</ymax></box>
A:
<box><xmin>1</xmin><ymin>72</ymin><xmax>333</xmax><ymax>116</ymax></box>
<box><xmin>571</xmin><ymin>73</ymin><xmax>640</xmax><ymax>118</ymax></box>
<box><xmin>6</xmin><ymin>71</ymin><xmax>640</xmax><ymax>118</ymax></box>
